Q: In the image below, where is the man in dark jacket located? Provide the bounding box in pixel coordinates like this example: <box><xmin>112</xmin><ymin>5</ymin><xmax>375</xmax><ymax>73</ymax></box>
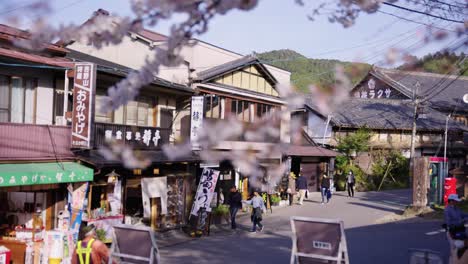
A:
<box><xmin>227</xmin><ymin>186</ymin><xmax>242</xmax><ymax>229</ymax></box>
<box><xmin>321</xmin><ymin>174</ymin><xmax>331</xmax><ymax>204</ymax></box>
<box><xmin>296</xmin><ymin>173</ymin><xmax>308</xmax><ymax>205</ymax></box>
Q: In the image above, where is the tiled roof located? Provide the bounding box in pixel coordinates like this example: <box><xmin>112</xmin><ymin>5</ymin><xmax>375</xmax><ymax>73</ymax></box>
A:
<box><xmin>195</xmin><ymin>55</ymin><xmax>277</xmax><ymax>84</ymax></box>
<box><xmin>136</xmin><ymin>29</ymin><xmax>167</xmax><ymax>42</ymax></box>
<box><xmin>286</xmin><ymin>145</ymin><xmax>339</xmax><ymax>157</ymax></box>
<box><xmin>0</xmin><ymin>24</ymin><xmax>68</xmax><ymax>54</ymax></box>
<box><xmin>305</xmin><ymin>98</ymin><xmax>467</xmax><ymax>132</ymax></box>
<box><xmin>372</xmin><ymin>68</ymin><xmax>468</xmax><ymax>113</ymax></box>
<box><xmin>0</xmin><ymin>47</ymin><xmax>73</xmax><ymax>68</ymax></box>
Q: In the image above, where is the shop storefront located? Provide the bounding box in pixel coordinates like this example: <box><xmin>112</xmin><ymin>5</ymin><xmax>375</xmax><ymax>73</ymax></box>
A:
<box><xmin>78</xmin><ymin>150</ymin><xmax>199</xmax><ymax>235</ymax></box>
<box><xmin>0</xmin><ymin>162</ymin><xmax>93</xmax><ymax>264</ymax></box>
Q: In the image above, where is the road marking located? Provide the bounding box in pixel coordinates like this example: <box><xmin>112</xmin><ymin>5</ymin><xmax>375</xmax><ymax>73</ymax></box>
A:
<box><xmin>425</xmin><ymin>229</ymin><xmax>445</xmax><ymax>236</ymax></box>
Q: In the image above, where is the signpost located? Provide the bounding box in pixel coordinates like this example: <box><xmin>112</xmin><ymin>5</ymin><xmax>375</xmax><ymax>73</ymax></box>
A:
<box><xmin>71</xmin><ymin>62</ymin><xmax>96</xmax><ymax>149</ymax></box>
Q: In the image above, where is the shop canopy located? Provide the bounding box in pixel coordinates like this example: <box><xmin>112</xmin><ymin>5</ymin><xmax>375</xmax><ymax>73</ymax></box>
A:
<box><xmin>0</xmin><ymin>162</ymin><xmax>93</xmax><ymax>187</ymax></box>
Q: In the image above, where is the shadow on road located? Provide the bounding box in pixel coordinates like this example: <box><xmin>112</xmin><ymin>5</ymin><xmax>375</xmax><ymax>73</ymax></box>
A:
<box><xmin>347</xmin><ymin>201</ymin><xmax>404</xmax><ymax>214</ymax></box>
<box><xmin>346</xmin><ymin>218</ymin><xmax>448</xmax><ymax>264</ymax></box>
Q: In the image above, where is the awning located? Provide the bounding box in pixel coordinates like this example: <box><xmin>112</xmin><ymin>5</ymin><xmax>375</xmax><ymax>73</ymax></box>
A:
<box><xmin>0</xmin><ymin>162</ymin><xmax>93</xmax><ymax>187</ymax></box>
<box><xmin>286</xmin><ymin>145</ymin><xmax>339</xmax><ymax>157</ymax></box>
<box><xmin>77</xmin><ymin>150</ymin><xmax>200</xmax><ymax>169</ymax></box>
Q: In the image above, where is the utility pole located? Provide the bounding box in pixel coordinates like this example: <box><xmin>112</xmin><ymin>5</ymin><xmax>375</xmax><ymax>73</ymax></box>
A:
<box><xmin>443</xmin><ymin>114</ymin><xmax>451</xmax><ymax>178</ymax></box>
<box><xmin>409</xmin><ymin>82</ymin><xmax>420</xmax><ymax>188</ymax></box>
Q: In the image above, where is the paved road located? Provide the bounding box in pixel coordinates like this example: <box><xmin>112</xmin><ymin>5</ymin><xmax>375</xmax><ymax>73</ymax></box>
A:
<box><xmin>159</xmin><ymin>189</ymin><xmax>449</xmax><ymax>264</ymax></box>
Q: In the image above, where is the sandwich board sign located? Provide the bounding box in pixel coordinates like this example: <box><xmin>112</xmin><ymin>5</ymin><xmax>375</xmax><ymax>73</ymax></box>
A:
<box><xmin>109</xmin><ymin>224</ymin><xmax>159</xmax><ymax>264</ymax></box>
<box><xmin>290</xmin><ymin>217</ymin><xmax>349</xmax><ymax>264</ymax></box>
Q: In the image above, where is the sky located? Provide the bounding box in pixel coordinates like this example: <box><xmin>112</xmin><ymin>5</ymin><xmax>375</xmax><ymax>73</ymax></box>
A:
<box><xmin>0</xmin><ymin>0</ymin><xmax>463</xmax><ymax>65</ymax></box>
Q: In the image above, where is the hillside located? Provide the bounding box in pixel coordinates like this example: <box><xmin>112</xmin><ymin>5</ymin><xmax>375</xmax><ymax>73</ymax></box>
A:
<box><xmin>399</xmin><ymin>51</ymin><xmax>468</xmax><ymax>76</ymax></box>
<box><xmin>256</xmin><ymin>49</ymin><xmax>371</xmax><ymax>92</ymax></box>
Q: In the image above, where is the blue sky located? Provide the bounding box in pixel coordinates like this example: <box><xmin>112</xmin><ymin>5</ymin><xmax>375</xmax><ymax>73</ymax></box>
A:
<box><xmin>1</xmin><ymin>0</ymin><xmax>462</xmax><ymax>65</ymax></box>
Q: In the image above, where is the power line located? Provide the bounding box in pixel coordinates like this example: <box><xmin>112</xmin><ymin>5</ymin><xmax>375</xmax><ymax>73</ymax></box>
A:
<box><xmin>377</xmin><ymin>10</ymin><xmax>458</xmax><ymax>32</ymax></box>
<box><xmin>382</xmin><ymin>2</ymin><xmax>465</xmax><ymax>23</ymax></box>
<box><xmin>427</xmin><ymin>0</ymin><xmax>467</xmax><ymax>9</ymax></box>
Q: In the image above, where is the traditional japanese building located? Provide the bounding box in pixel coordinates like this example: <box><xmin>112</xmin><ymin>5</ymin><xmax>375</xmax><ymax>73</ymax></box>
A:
<box><xmin>298</xmin><ymin>66</ymin><xmax>468</xmax><ymax>177</ymax></box>
<box><xmin>349</xmin><ymin>67</ymin><xmax>468</xmax><ymax>169</ymax></box>
<box><xmin>0</xmin><ymin>24</ymin><xmax>94</xmax><ymax>263</ymax></box>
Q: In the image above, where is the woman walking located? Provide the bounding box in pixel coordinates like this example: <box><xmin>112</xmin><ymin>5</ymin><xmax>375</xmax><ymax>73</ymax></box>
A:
<box><xmin>347</xmin><ymin>171</ymin><xmax>355</xmax><ymax>197</ymax></box>
<box><xmin>243</xmin><ymin>191</ymin><xmax>266</xmax><ymax>232</ymax></box>
<box><xmin>320</xmin><ymin>174</ymin><xmax>331</xmax><ymax>204</ymax></box>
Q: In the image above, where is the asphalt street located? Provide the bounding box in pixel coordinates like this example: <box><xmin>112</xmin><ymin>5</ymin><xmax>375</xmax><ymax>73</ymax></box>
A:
<box><xmin>159</xmin><ymin>189</ymin><xmax>449</xmax><ymax>264</ymax></box>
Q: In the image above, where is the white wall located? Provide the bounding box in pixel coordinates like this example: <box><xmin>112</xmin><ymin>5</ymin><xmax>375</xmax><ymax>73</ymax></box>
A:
<box><xmin>307</xmin><ymin>111</ymin><xmax>331</xmax><ymax>145</ymax></box>
<box><xmin>68</xmin><ymin>35</ymin><xmax>190</xmax><ymax>84</ymax></box>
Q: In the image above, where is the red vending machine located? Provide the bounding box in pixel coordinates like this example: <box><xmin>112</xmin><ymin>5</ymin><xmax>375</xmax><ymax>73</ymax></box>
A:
<box><xmin>443</xmin><ymin>177</ymin><xmax>457</xmax><ymax>206</ymax></box>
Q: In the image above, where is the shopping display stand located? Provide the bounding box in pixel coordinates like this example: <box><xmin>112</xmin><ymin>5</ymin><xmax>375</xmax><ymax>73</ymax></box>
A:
<box><xmin>290</xmin><ymin>216</ymin><xmax>349</xmax><ymax>264</ymax></box>
<box><xmin>109</xmin><ymin>224</ymin><xmax>159</xmax><ymax>264</ymax></box>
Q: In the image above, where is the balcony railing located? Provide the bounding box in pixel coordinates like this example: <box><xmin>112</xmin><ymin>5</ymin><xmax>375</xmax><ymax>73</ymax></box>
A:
<box><xmin>203</xmin><ymin>118</ymin><xmax>281</xmax><ymax>143</ymax></box>
<box><xmin>0</xmin><ymin>123</ymin><xmax>74</xmax><ymax>161</ymax></box>
<box><xmin>93</xmin><ymin>122</ymin><xmax>171</xmax><ymax>150</ymax></box>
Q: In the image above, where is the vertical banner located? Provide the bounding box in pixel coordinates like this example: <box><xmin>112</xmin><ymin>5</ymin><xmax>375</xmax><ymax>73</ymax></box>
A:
<box><xmin>190</xmin><ymin>96</ymin><xmax>204</xmax><ymax>149</ymax></box>
<box><xmin>71</xmin><ymin>63</ymin><xmax>96</xmax><ymax>148</ymax></box>
<box><xmin>68</xmin><ymin>182</ymin><xmax>89</xmax><ymax>240</ymax></box>
<box><xmin>190</xmin><ymin>168</ymin><xmax>220</xmax><ymax>216</ymax></box>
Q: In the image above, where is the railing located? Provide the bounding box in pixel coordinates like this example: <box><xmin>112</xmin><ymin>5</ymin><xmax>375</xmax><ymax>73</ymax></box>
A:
<box><xmin>203</xmin><ymin>118</ymin><xmax>281</xmax><ymax>143</ymax></box>
<box><xmin>0</xmin><ymin>123</ymin><xmax>73</xmax><ymax>160</ymax></box>
<box><xmin>93</xmin><ymin>122</ymin><xmax>171</xmax><ymax>150</ymax></box>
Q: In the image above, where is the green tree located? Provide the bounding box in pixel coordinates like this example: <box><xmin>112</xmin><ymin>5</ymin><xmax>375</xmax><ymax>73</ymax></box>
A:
<box><xmin>334</xmin><ymin>128</ymin><xmax>372</xmax><ymax>191</ymax></box>
<box><xmin>371</xmin><ymin>150</ymin><xmax>409</xmax><ymax>190</ymax></box>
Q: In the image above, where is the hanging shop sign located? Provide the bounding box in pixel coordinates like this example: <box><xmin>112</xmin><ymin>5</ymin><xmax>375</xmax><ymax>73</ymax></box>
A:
<box><xmin>190</xmin><ymin>96</ymin><xmax>204</xmax><ymax>148</ymax></box>
<box><xmin>71</xmin><ymin>62</ymin><xmax>96</xmax><ymax>148</ymax></box>
<box><xmin>93</xmin><ymin>123</ymin><xmax>170</xmax><ymax>150</ymax></box>
<box><xmin>190</xmin><ymin>168</ymin><xmax>220</xmax><ymax>215</ymax></box>
<box><xmin>0</xmin><ymin>162</ymin><xmax>93</xmax><ymax>187</ymax></box>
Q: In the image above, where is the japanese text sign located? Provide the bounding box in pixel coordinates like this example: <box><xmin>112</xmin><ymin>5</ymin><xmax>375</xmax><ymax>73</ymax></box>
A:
<box><xmin>190</xmin><ymin>96</ymin><xmax>204</xmax><ymax>148</ymax></box>
<box><xmin>0</xmin><ymin>162</ymin><xmax>93</xmax><ymax>187</ymax></box>
<box><xmin>72</xmin><ymin>63</ymin><xmax>96</xmax><ymax>148</ymax></box>
<box><xmin>190</xmin><ymin>168</ymin><xmax>220</xmax><ymax>216</ymax></box>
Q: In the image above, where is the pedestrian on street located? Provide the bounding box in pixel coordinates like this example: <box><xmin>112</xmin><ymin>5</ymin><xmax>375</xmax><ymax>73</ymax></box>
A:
<box><xmin>243</xmin><ymin>191</ymin><xmax>266</xmax><ymax>232</ymax></box>
<box><xmin>320</xmin><ymin>174</ymin><xmax>331</xmax><ymax>204</ymax></box>
<box><xmin>71</xmin><ymin>224</ymin><xmax>114</xmax><ymax>264</ymax></box>
<box><xmin>227</xmin><ymin>185</ymin><xmax>242</xmax><ymax>229</ymax></box>
<box><xmin>287</xmin><ymin>172</ymin><xmax>297</xmax><ymax>206</ymax></box>
<box><xmin>347</xmin><ymin>171</ymin><xmax>355</xmax><ymax>197</ymax></box>
<box><xmin>444</xmin><ymin>194</ymin><xmax>468</xmax><ymax>239</ymax></box>
<box><xmin>296</xmin><ymin>171</ymin><xmax>308</xmax><ymax>205</ymax></box>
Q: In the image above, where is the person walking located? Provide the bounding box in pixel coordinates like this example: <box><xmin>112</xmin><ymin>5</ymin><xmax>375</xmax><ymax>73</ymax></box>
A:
<box><xmin>71</xmin><ymin>224</ymin><xmax>113</xmax><ymax>264</ymax></box>
<box><xmin>296</xmin><ymin>172</ymin><xmax>308</xmax><ymax>205</ymax></box>
<box><xmin>320</xmin><ymin>174</ymin><xmax>331</xmax><ymax>204</ymax></box>
<box><xmin>347</xmin><ymin>171</ymin><xmax>355</xmax><ymax>197</ymax></box>
<box><xmin>243</xmin><ymin>191</ymin><xmax>266</xmax><ymax>232</ymax></box>
<box><xmin>287</xmin><ymin>172</ymin><xmax>297</xmax><ymax>206</ymax></box>
<box><xmin>227</xmin><ymin>185</ymin><xmax>242</xmax><ymax>229</ymax></box>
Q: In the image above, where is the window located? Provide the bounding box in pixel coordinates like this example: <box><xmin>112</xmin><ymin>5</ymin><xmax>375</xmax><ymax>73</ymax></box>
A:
<box><xmin>95</xmin><ymin>95</ymin><xmax>113</xmax><ymax>123</ymax></box>
<box><xmin>256</xmin><ymin>103</ymin><xmax>272</xmax><ymax>118</ymax></box>
<box><xmin>94</xmin><ymin>95</ymin><xmax>153</xmax><ymax>126</ymax></box>
<box><xmin>203</xmin><ymin>95</ymin><xmax>222</xmax><ymax>119</ymax></box>
<box><xmin>0</xmin><ymin>75</ymin><xmax>36</xmax><ymax>123</ymax></box>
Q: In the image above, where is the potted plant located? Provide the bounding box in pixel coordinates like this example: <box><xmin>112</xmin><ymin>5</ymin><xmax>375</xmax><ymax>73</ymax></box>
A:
<box><xmin>211</xmin><ymin>204</ymin><xmax>230</xmax><ymax>225</ymax></box>
<box><xmin>270</xmin><ymin>195</ymin><xmax>281</xmax><ymax>206</ymax></box>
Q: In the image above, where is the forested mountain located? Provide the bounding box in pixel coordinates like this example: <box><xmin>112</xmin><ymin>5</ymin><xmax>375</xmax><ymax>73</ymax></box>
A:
<box><xmin>399</xmin><ymin>51</ymin><xmax>468</xmax><ymax>76</ymax></box>
<box><xmin>256</xmin><ymin>49</ymin><xmax>371</xmax><ymax>92</ymax></box>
